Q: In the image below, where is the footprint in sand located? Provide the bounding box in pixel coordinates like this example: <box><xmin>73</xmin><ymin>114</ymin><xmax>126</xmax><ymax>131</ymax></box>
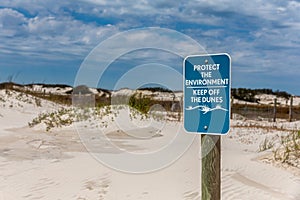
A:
<box><xmin>80</xmin><ymin>176</ymin><xmax>111</xmax><ymax>200</ymax></box>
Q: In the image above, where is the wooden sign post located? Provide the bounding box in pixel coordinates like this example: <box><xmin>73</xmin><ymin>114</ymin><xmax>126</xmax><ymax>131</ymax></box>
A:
<box><xmin>183</xmin><ymin>53</ymin><xmax>231</xmax><ymax>200</ymax></box>
<box><xmin>201</xmin><ymin>135</ymin><xmax>221</xmax><ymax>200</ymax></box>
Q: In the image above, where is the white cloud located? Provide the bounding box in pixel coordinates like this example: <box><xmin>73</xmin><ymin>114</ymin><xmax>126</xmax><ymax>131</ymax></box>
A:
<box><xmin>0</xmin><ymin>0</ymin><xmax>299</xmax><ymax>91</ymax></box>
<box><xmin>0</xmin><ymin>4</ymin><xmax>120</xmax><ymax>60</ymax></box>
<box><xmin>0</xmin><ymin>8</ymin><xmax>27</xmax><ymax>36</ymax></box>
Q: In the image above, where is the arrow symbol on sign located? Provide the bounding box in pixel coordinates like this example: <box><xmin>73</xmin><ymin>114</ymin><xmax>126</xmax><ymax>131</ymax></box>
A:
<box><xmin>186</xmin><ymin>104</ymin><xmax>228</xmax><ymax>114</ymax></box>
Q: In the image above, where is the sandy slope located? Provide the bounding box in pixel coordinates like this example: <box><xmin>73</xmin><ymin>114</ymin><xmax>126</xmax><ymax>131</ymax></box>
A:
<box><xmin>0</xmin><ymin>92</ymin><xmax>200</xmax><ymax>199</ymax></box>
<box><xmin>0</xmin><ymin>125</ymin><xmax>200</xmax><ymax>200</ymax></box>
<box><xmin>0</xmin><ymin>90</ymin><xmax>300</xmax><ymax>199</ymax></box>
<box><xmin>222</xmin><ymin>136</ymin><xmax>300</xmax><ymax>200</ymax></box>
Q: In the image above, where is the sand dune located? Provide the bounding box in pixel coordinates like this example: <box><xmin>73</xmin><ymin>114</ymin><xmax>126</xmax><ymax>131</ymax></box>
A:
<box><xmin>0</xmin><ymin>90</ymin><xmax>299</xmax><ymax>199</ymax></box>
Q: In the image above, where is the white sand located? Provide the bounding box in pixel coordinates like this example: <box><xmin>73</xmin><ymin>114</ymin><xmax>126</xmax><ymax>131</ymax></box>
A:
<box><xmin>0</xmin><ymin>89</ymin><xmax>300</xmax><ymax>199</ymax></box>
<box><xmin>222</xmin><ymin>130</ymin><xmax>300</xmax><ymax>200</ymax></box>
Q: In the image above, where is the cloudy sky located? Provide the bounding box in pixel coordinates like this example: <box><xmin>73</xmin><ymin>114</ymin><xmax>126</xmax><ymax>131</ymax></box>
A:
<box><xmin>0</xmin><ymin>0</ymin><xmax>300</xmax><ymax>94</ymax></box>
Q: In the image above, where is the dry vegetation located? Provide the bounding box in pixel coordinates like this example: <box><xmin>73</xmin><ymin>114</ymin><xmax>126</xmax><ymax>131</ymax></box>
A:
<box><xmin>258</xmin><ymin>130</ymin><xmax>300</xmax><ymax>168</ymax></box>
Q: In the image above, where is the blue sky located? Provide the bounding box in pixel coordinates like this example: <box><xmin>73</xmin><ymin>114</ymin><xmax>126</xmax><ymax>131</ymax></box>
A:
<box><xmin>0</xmin><ymin>1</ymin><xmax>300</xmax><ymax>94</ymax></box>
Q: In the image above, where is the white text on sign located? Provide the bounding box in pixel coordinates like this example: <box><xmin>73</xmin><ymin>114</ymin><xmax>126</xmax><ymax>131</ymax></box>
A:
<box><xmin>186</xmin><ymin>62</ymin><xmax>229</xmax><ymax>104</ymax></box>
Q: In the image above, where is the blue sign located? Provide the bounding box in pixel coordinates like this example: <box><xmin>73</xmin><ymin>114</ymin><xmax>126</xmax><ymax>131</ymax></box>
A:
<box><xmin>183</xmin><ymin>53</ymin><xmax>231</xmax><ymax>135</ymax></box>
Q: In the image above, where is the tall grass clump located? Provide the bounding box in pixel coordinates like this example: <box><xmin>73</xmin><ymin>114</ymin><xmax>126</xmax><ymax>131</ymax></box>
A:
<box><xmin>272</xmin><ymin>130</ymin><xmax>300</xmax><ymax>167</ymax></box>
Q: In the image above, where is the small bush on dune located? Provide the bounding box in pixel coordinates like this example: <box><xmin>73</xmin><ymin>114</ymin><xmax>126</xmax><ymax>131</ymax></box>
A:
<box><xmin>271</xmin><ymin>130</ymin><xmax>300</xmax><ymax>167</ymax></box>
<box><xmin>35</xmin><ymin>98</ymin><xmax>42</xmax><ymax>107</ymax></box>
<box><xmin>259</xmin><ymin>137</ymin><xmax>274</xmax><ymax>152</ymax></box>
<box><xmin>28</xmin><ymin>108</ymin><xmax>75</xmax><ymax>131</ymax></box>
<box><xmin>129</xmin><ymin>93</ymin><xmax>152</xmax><ymax>114</ymax></box>
<box><xmin>28</xmin><ymin>105</ymin><xmax>121</xmax><ymax>132</ymax></box>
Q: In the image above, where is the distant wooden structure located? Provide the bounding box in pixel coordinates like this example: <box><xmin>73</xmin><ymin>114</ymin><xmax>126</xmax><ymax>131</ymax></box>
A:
<box><xmin>289</xmin><ymin>96</ymin><xmax>293</xmax><ymax>122</ymax></box>
<box><xmin>72</xmin><ymin>85</ymin><xmax>95</xmax><ymax>108</ymax></box>
<box><xmin>273</xmin><ymin>98</ymin><xmax>277</xmax><ymax>122</ymax></box>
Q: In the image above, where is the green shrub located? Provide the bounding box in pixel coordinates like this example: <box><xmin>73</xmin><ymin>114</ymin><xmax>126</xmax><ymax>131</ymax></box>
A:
<box><xmin>272</xmin><ymin>130</ymin><xmax>300</xmax><ymax>165</ymax></box>
<box><xmin>129</xmin><ymin>93</ymin><xmax>152</xmax><ymax>114</ymax></box>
